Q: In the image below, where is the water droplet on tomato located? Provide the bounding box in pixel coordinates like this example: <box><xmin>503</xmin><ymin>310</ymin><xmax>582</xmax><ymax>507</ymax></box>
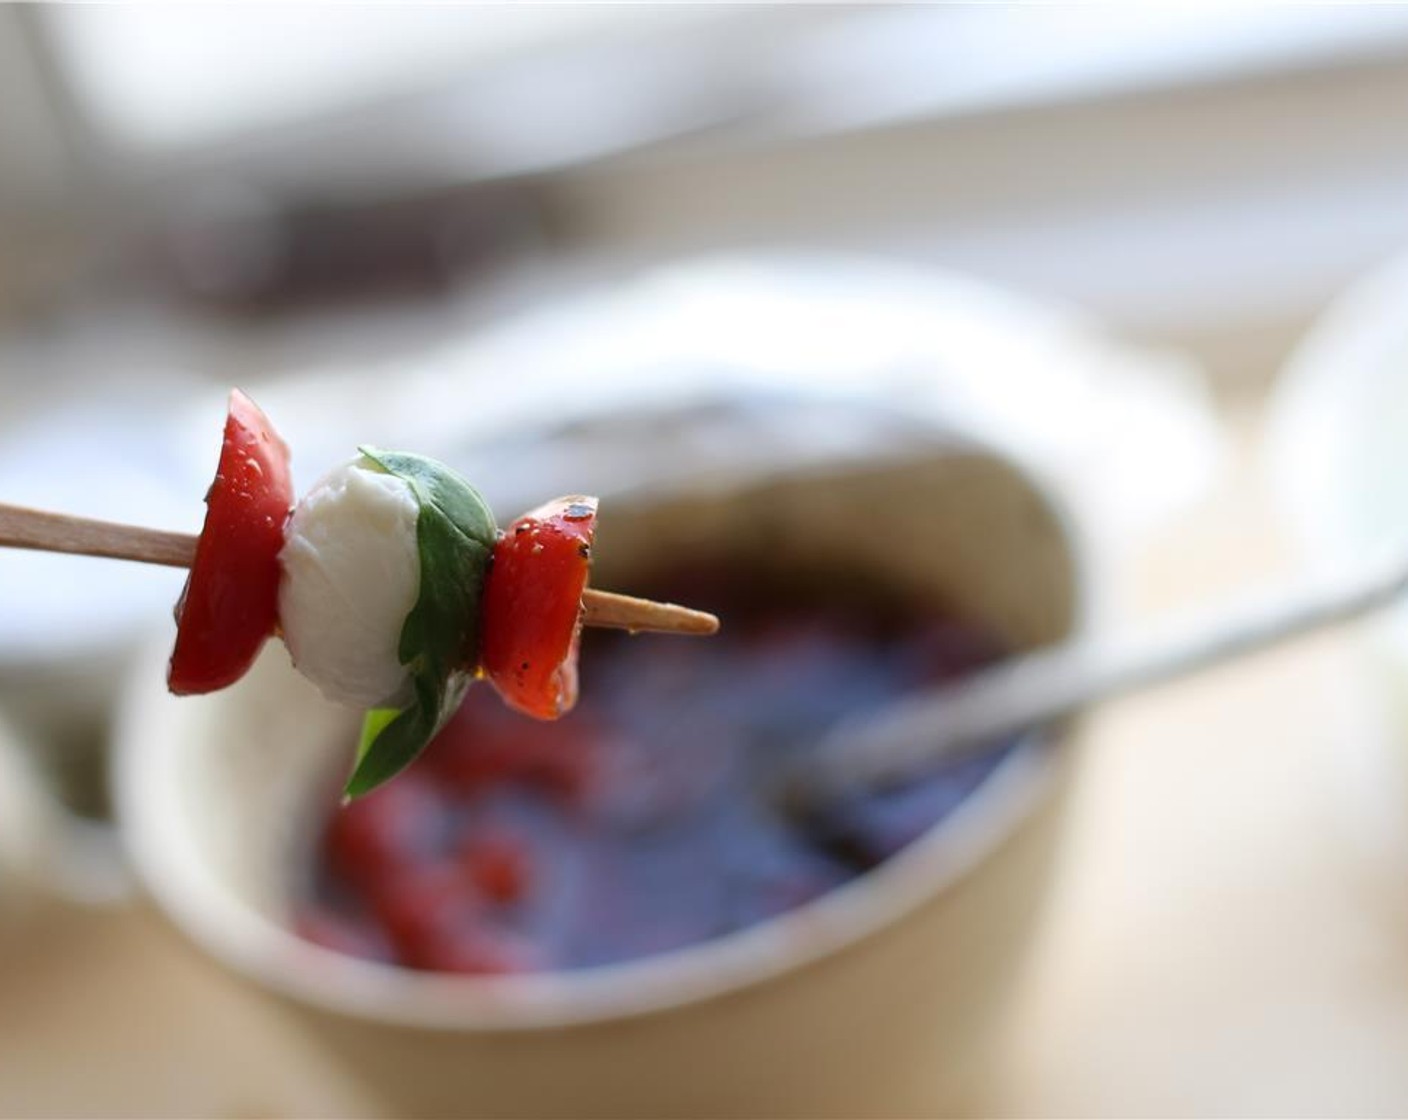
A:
<box><xmin>563</xmin><ymin>503</ymin><xmax>593</xmax><ymax>521</ymax></box>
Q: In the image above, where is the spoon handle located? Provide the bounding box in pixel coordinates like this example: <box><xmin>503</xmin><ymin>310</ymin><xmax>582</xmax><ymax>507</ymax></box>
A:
<box><xmin>807</xmin><ymin>547</ymin><xmax>1408</xmax><ymax>800</ymax></box>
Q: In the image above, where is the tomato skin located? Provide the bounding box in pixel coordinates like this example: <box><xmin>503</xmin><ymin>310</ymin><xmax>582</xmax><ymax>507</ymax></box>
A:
<box><xmin>168</xmin><ymin>389</ymin><xmax>294</xmax><ymax>695</ymax></box>
<box><xmin>458</xmin><ymin>825</ymin><xmax>534</xmax><ymax>904</ymax></box>
<box><xmin>323</xmin><ymin>773</ymin><xmax>447</xmax><ymax>887</ymax></box>
<box><xmin>480</xmin><ymin>495</ymin><xmax>597</xmax><ymax>720</ymax></box>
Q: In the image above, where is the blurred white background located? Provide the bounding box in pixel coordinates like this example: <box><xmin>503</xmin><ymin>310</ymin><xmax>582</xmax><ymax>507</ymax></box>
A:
<box><xmin>4</xmin><ymin>3</ymin><xmax>1408</xmax><ymax>378</ymax></box>
<box><xmin>7</xmin><ymin>7</ymin><xmax>1408</xmax><ymax>1116</ymax></box>
<box><xmin>2</xmin><ymin>5</ymin><xmax>1408</xmax><ymax>377</ymax></box>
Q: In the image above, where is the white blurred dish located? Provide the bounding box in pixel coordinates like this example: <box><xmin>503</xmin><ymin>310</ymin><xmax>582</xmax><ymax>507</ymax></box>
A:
<box><xmin>0</xmin><ymin>704</ymin><xmax>126</xmax><ymax>927</ymax></box>
<box><xmin>0</xmin><ymin>706</ymin><xmax>56</xmax><ymax>926</ymax></box>
<box><xmin>1265</xmin><ymin>250</ymin><xmax>1408</xmax><ymax>897</ymax></box>
<box><xmin>0</xmin><ymin>394</ymin><xmax>204</xmax><ymax>790</ymax></box>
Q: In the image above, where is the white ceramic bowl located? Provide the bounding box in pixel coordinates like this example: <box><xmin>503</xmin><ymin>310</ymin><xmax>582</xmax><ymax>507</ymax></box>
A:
<box><xmin>116</xmin><ymin>406</ymin><xmax>1087</xmax><ymax>1116</ymax></box>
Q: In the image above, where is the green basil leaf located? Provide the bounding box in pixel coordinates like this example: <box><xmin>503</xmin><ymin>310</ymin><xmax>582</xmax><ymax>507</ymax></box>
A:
<box><xmin>344</xmin><ymin>448</ymin><xmax>496</xmax><ymax>799</ymax></box>
<box><xmin>355</xmin><ymin>707</ymin><xmax>400</xmax><ymax>767</ymax></box>
<box><xmin>345</xmin><ymin>675</ymin><xmax>470</xmax><ymax>799</ymax></box>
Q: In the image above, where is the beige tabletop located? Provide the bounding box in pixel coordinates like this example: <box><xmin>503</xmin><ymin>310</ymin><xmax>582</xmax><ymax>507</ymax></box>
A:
<box><xmin>4</xmin><ymin>399</ymin><xmax>1408</xmax><ymax>1117</ymax></box>
<box><xmin>988</xmin><ymin>411</ymin><xmax>1408</xmax><ymax>1117</ymax></box>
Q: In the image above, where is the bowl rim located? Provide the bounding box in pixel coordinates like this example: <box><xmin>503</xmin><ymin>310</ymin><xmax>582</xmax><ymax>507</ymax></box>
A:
<box><xmin>114</xmin><ymin>446</ymin><xmax>1094</xmax><ymax>1032</ymax></box>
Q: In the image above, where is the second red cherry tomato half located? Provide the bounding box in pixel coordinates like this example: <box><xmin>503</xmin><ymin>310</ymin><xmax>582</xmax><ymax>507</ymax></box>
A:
<box><xmin>168</xmin><ymin>389</ymin><xmax>294</xmax><ymax>695</ymax></box>
<box><xmin>480</xmin><ymin>495</ymin><xmax>598</xmax><ymax>720</ymax></box>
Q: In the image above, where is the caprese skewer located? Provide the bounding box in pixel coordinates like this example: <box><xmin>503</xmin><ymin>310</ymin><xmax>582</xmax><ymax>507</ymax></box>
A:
<box><xmin>0</xmin><ymin>390</ymin><xmax>718</xmax><ymax>797</ymax></box>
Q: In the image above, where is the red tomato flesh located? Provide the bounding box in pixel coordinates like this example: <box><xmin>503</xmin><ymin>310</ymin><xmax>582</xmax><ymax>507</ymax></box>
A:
<box><xmin>168</xmin><ymin>389</ymin><xmax>293</xmax><ymax>695</ymax></box>
<box><xmin>480</xmin><ymin>495</ymin><xmax>598</xmax><ymax>720</ymax></box>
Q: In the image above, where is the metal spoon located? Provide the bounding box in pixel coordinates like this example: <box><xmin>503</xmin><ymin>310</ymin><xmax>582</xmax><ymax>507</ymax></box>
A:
<box><xmin>797</xmin><ymin>544</ymin><xmax>1408</xmax><ymax>805</ymax></box>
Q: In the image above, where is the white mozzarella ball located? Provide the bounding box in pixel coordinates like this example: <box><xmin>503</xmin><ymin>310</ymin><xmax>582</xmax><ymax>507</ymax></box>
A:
<box><xmin>279</xmin><ymin>457</ymin><xmax>420</xmax><ymax>708</ymax></box>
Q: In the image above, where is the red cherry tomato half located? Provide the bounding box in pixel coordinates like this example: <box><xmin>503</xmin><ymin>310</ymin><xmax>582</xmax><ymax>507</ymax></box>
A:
<box><xmin>480</xmin><ymin>495</ymin><xmax>598</xmax><ymax>720</ymax></box>
<box><xmin>168</xmin><ymin>389</ymin><xmax>293</xmax><ymax>695</ymax></box>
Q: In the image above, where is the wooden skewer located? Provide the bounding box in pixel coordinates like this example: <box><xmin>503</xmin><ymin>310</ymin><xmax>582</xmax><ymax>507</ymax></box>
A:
<box><xmin>579</xmin><ymin>589</ymin><xmax>717</xmax><ymax>635</ymax></box>
<box><xmin>0</xmin><ymin>501</ymin><xmax>719</xmax><ymax>637</ymax></box>
<box><xmin>0</xmin><ymin>502</ymin><xmax>198</xmax><ymax>568</ymax></box>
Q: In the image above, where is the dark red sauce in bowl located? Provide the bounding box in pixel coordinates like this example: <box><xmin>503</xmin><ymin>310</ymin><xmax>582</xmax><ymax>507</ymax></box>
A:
<box><xmin>296</xmin><ymin>565</ymin><xmax>1029</xmax><ymax>974</ymax></box>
